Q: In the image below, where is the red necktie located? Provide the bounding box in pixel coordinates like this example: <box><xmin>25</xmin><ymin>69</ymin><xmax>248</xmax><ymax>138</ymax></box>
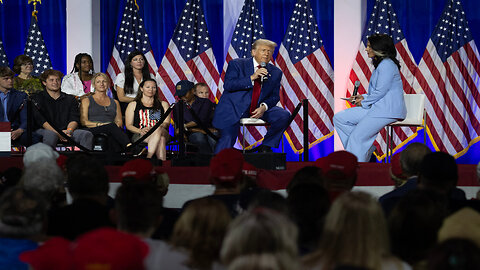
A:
<box><xmin>250</xmin><ymin>65</ymin><xmax>262</xmax><ymax>115</ymax></box>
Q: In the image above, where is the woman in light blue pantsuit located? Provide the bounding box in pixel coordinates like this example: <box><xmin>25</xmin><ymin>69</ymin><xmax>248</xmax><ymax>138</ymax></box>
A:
<box><xmin>334</xmin><ymin>34</ymin><xmax>406</xmax><ymax>162</ymax></box>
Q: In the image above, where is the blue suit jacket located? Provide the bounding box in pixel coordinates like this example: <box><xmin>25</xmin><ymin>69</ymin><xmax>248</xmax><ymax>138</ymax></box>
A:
<box><xmin>361</xmin><ymin>58</ymin><xmax>407</xmax><ymax>119</ymax></box>
<box><xmin>0</xmin><ymin>89</ymin><xmax>28</xmax><ymax>131</ymax></box>
<box><xmin>213</xmin><ymin>57</ymin><xmax>282</xmax><ymax>129</ymax></box>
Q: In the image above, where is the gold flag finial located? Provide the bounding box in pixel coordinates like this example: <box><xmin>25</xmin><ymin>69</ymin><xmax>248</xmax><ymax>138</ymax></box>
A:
<box><xmin>28</xmin><ymin>0</ymin><xmax>42</xmax><ymax>20</ymax></box>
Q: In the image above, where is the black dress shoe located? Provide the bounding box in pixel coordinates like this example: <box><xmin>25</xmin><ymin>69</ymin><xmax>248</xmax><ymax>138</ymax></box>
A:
<box><xmin>258</xmin><ymin>145</ymin><xmax>272</xmax><ymax>153</ymax></box>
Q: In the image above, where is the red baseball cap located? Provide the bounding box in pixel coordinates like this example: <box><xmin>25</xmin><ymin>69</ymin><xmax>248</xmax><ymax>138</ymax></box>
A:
<box><xmin>119</xmin><ymin>159</ymin><xmax>154</xmax><ymax>182</ymax></box>
<box><xmin>20</xmin><ymin>237</ymin><xmax>73</xmax><ymax>270</ymax></box>
<box><xmin>73</xmin><ymin>228</ymin><xmax>149</xmax><ymax>270</ymax></box>
<box><xmin>315</xmin><ymin>150</ymin><xmax>358</xmax><ymax>179</ymax></box>
<box><xmin>210</xmin><ymin>148</ymin><xmax>244</xmax><ymax>183</ymax></box>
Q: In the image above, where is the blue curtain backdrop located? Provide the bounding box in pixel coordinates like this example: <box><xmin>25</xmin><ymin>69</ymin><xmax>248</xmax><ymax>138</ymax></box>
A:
<box><xmin>0</xmin><ymin>0</ymin><xmax>66</xmax><ymax>73</ymax></box>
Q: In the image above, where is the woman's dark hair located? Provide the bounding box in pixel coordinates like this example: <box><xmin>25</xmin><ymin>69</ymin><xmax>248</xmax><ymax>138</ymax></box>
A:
<box><xmin>12</xmin><ymin>55</ymin><xmax>33</xmax><ymax>75</ymax></box>
<box><xmin>71</xmin><ymin>53</ymin><xmax>94</xmax><ymax>92</ymax></box>
<box><xmin>124</xmin><ymin>50</ymin><xmax>151</xmax><ymax>95</ymax></box>
<box><xmin>135</xmin><ymin>78</ymin><xmax>162</xmax><ymax>110</ymax></box>
<box><xmin>367</xmin><ymin>34</ymin><xmax>401</xmax><ymax>70</ymax></box>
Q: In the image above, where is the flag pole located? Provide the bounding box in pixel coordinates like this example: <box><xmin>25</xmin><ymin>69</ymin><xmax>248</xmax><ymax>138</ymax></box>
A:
<box><xmin>28</xmin><ymin>0</ymin><xmax>42</xmax><ymax>20</ymax></box>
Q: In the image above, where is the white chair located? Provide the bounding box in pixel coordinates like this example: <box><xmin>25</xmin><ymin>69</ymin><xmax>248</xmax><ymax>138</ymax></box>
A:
<box><xmin>239</xmin><ymin>118</ymin><xmax>269</xmax><ymax>153</ymax></box>
<box><xmin>385</xmin><ymin>94</ymin><xmax>426</xmax><ymax>162</ymax></box>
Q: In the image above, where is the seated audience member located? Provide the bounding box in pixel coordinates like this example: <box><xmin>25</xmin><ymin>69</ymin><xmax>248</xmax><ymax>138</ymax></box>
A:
<box><xmin>32</xmin><ymin>69</ymin><xmax>93</xmax><ymax>149</ymax></box>
<box><xmin>388</xmin><ymin>190</ymin><xmax>448</xmax><ymax>269</ymax></box>
<box><xmin>12</xmin><ymin>55</ymin><xmax>43</xmax><ymax>95</ymax></box>
<box><xmin>287</xmin><ymin>183</ymin><xmax>330</xmax><ymax>255</ymax></box>
<box><xmin>286</xmin><ymin>166</ymin><xmax>323</xmax><ymax>194</ymax></box>
<box><xmin>0</xmin><ymin>187</ymin><xmax>48</xmax><ymax>269</ymax></box>
<box><xmin>314</xmin><ymin>150</ymin><xmax>358</xmax><ymax>201</ymax></box>
<box><xmin>22</xmin><ymin>142</ymin><xmax>59</xmax><ymax>167</ymax></box>
<box><xmin>119</xmin><ymin>159</ymin><xmax>180</xmax><ymax>241</ymax></box>
<box><xmin>21</xmin><ymin>228</ymin><xmax>149</xmax><ymax>270</ymax></box>
<box><xmin>302</xmin><ymin>191</ymin><xmax>411</xmax><ymax>270</ymax></box>
<box><xmin>171</xmin><ymin>197</ymin><xmax>231</xmax><ymax>270</ymax></box>
<box><xmin>389</xmin><ymin>153</ymin><xmax>407</xmax><ymax>188</ymax></box>
<box><xmin>115</xmin><ymin>181</ymin><xmax>189</xmax><ymax>270</ymax></box>
<box><xmin>125</xmin><ymin>78</ymin><xmax>170</xmax><ymax>160</ymax></box>
<box><xmin>173</xmin><ymin>80</ymin><xmax>217</xmax><ymax>154</ymax></box>
<box><xmin>379</xmin><ymin>143</ymin><xmax>431</xmax><ymax>204</ymax></box>
<box><xmin>61</xmin><ymin>53</ymin><xmax>95</xmax><ymax>98</ymax></box>
<box><xmin>0</xmin><ymin>66</ymin><xmax>40</xmax><ymax>146</ymax></box>
<box><xmin>115</xmin><ymin>50</ymin><xmax>155</xmax><ymax>111</ymax></box>
<box><xmin>47</xmin><ymin>154</ymin><xmax>113</xmax><ymax>240</ymax></box>
<box><xmin>80</xmin><ymin>72</ymin><xmax>130</xmax><ymax>153</ymax></box>
<box><xmin>183</xmin><ymin>148</ymin><xmax>244</xmax><ymax>217</ymax></box>
<box><xmin>193</xmin><ymin>82</ymin><xmax>210</xmax><ymax>99</ymax></box>
<box><xmin>221</xmin><ymin>208</ymin><xmax>300</xmax><ymax>270</ymax></box>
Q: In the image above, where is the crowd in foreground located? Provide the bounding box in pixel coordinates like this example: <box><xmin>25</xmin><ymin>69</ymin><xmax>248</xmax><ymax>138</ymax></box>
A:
<box><xmin>0</xmin><ymin>142</ymin><xmax>479</xmax><ymax>270</ymax></box>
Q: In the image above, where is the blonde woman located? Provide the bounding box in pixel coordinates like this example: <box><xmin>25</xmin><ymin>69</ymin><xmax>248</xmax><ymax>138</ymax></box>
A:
<box><xmin>80</xmin><ymin>72</ymin><xmax>130</xmax><ymax>152</ymax></box>
<box><xmin>170</xmin><ymin>197</ymin><xmax>232</xmax><ymax>270</ymax></box>
<box><xmin>221</xmin><ymin>208</ymin><xmax>300</xmax><ymax>270</ymax></box>
<box><xmin>303</xmin><ymin>191</ymin><xmax>411</xmax><ymax>270</ymax></box>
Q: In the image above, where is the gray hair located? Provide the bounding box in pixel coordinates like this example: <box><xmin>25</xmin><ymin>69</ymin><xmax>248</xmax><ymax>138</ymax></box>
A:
<box><xmin>21</xmin><ymin>160</ymin><xmax>64</xmax><ymax>198</ymax></box>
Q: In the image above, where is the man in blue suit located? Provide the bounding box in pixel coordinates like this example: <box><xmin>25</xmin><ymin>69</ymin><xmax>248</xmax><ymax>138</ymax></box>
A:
<box><xmin>0</xmin><ymin>67</ymin><xmax>39</xmax><ymax>146</ymax></box>
<box><xmin>213</xmin><ymin>39</ymin><xmax>290</xmax><ymax>153</ymax></box>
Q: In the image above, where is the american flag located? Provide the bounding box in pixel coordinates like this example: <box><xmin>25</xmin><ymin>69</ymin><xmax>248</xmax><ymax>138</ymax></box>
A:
<box><xmin>24</xmin><ymin>16</ymin><xmax>52</xmax><ymax>77</ymax></box>
<box><xmin>347</xmin><ymin>0</ymin><xmax>418</xmax><ymax>160</ymax></box>
<box><xmin>220</xmin><ymin>0</ymin><xmax>268</xmax><ymax>149</ymax></box>
<box><xmin>413</xmin><ymin>0</ymin><xmax>480</xmax><ymax>157</ymax></box>
<box><xmin>275</xmin><ymin>0</ymin><xmax>334</xmax><ymax>153</ymax></box>
<box><xmin>0</xmin><ymin>38</ymin><xmax>8</xmax><ymax>67</ymax></box>
<box><xmin>157</xmin><ymin>0</ymin><xmax>220</xmax><ymax>105</ymax></box>
<box><xmin>106</xmin><ymin>0</ymin><xmax>159</xmax><ymax>95</ymax></box>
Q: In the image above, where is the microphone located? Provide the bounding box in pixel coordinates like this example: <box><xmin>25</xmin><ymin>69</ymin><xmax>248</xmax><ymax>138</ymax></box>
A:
<box><xmin>260</xmin><ymin>62</ymin><xmax>268</xmax><ymax>83</ymax></box>
<box><xmin>352</xmin><ymin>81</ymin><xmax>360</xmax><ymax>96</ymax></box>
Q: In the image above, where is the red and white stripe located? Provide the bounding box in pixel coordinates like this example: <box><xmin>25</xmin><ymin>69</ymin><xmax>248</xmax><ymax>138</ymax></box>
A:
<box><xmin>157</xmin><ymin>40</ymin><xmax>220</xmax><ymax>105</ymax></box>
<box><xmin>348</xmin><ymin>39</ymin><xmax>419</xmax><ymax>160</ymax></box>
<box><xmin>413</xmin><ymin>40</ymin><xmax>480</xmax><ymax>157</ymax></box>
<box><xmin>276</xmin><ymin>45</ymin><xmax>334</xmax><ymax>153</ymax></box>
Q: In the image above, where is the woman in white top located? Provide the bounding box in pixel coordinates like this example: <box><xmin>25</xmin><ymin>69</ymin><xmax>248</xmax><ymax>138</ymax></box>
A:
<box><xmin>114</xmin><ymin>50</ymin><xmax>153</xmax><ymax>104</ymax></box>
<box><xmin>302</xmin><ymin>191</ymin><xmax>412</xmax><ymax>270</ymax></box>
<box><xmin>61</xmin><ymin>53</ymin><xmax>95</xmax><ymax>98</ymax></box>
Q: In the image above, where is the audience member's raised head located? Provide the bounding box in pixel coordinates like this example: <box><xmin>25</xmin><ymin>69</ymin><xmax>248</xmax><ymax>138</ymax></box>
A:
<box><xmin>221</xmin><ymin>208</ymin><xmax>299</xmax><ymax>269</ymax></box>
<box><xmin>71</xmin><ymin>53</ymin><xmax>94</xmax><ymax>74</ymax></box>
<box><xmin>39</xmin><ymin>69</ymin><xmax>64</xmax><ymax>89</ymax></box>
<box><xmin>315</xmin><ymin>151</ymin><xmax>358</xmax><ymax>200</ymax></box>
<box><xmin>193</xmin><ymin>82</ymin><xmax>210</xmax><ymax>99</ymax></box>
<box><xmin>0</xmin><ymin>187</ymin><xmax>47</xmax><ymax>238</ymax></box>
<box><xmin>418</xmin><ymin>152</ymin><xmax>458</xmax><ymax>194</ymax></box>
<box><xmin>210</xmin><ymin>148</ymin><xmax>244</xmax><ymax>190</ymax></box>
<box><xmin>23</xmin><ymin>142</ymin><xmax>59</xmax><ymax>167</ymax></box>
<box><xmin>0</xmin><ymin>66</ymin><xmax>15</xmax><ymax>79</ymax></box>
<box><xmin>388</xmin><ymin>189</ymin><xmax>448</xmax><ymax>266</ymax></box>
<box><xmin>12</xmin><ymin>55</ymin><xmax>34</xmax><ymax>75</ymax></box>
<box><xmin>115</xmin><ymin>181</ymin><xmax>163</xmax><ymax>237</ymax></box>
<box><xmin>21</xmin><ymin>160</ymin><xmax>65</xmax><ymax>204</ymax></box>
<box><xmin>427</xmin><ymin>238</ymin><xmax>480</xmax><ymax>270</ymax></box>
<box><xmin>286</xmin><ymin>166</ymin><xmax>323</xmax><ymax>194</ymax></box>
<box><xmin>438</xmin><ymin>207</ymin><xmax>480</xmax><ymax>247</ymax></box>
<box><xmin>304</xmin><ymin>191</ymin><xmax>397</xmax><ymax>270</ymax></box>
<box><xmin>171</xmin><ymin>197</ymin><xmax>231</xmax><ymax>269</ymax></box>
<box><xmin>287</xmin><ymin>183</ymin><xmax>330</xmax><ymax>255</ymax></box>
<box><xmin>400</xmin><ymin>142</ymin><xmax>432</xmax><ymax>178</ymax></box>
<box><xmin>65</xmin><ymin>153</ymin><xmax>109</xmax><ymax>200</ymax></box>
